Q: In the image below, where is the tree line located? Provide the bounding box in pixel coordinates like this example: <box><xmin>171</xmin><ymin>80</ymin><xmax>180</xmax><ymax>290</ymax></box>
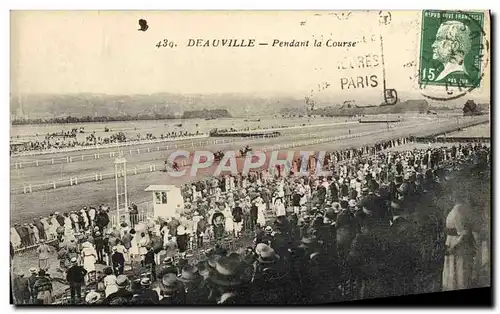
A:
<box><xmin>11</xmin><ymin>114</ymin><xmax>178</xmax><ymax>125</ymax></box>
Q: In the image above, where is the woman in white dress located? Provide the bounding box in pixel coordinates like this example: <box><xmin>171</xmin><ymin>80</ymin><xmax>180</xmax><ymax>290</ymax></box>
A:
<box><xmin>102</xmin><ymin>267</ymin><xmax>118</xmax><ymax>297</ymax></box>
<box><xmin>138</xmin><ymin>232</ymin><xmax>149</xmax><ymax>266</ymax></box>
<box><xmin>442</xmin><ymin>195</ymin><xmax>476</xmax><ymax>291</ymax></box>
<box><xmin>129</xmin><ymin>230</ymin><xmax>140</xmax><ymax>260</ymax></box>
<box><xmin>274</xmin><ymin>197</ymin><xmax>286</xmax><ymax>218</ymax></box>
<box><xmin>10</xmin><ymin>227</ymin><xmax>21</xmax><ymax>248</ymax></box>
<box><xmin>256</xmin><ymin>199</ymin><xmax>267</xmax><ymax>227</ymax></box>
<box><xmin>81</xmin><ymin>242</ymin><xmax>97</xmax><ymax>283</ymax></box>
<box><xmin>223</xmin><ymin>204</ymin><xmax>234</xmax><ymax>235</ymax></box>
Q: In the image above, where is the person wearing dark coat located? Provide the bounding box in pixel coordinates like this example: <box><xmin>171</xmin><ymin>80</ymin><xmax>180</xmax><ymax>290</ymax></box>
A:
<box><xmin>32</xmin><ymin>270</ymin><xmax>53</xmax><ymax>304</ymax></box>
<box><xmin>131</xmin><ymin>278</ymin><xmax>159</xmax><ymax>304</ymax></box>
<box><xmin>144</xmin><ymin>247</ymin><xmax>157</xmax><ymax>281</ymax></box>
<box><xmin>178</xmin><ymin>265</ymin><xmax>210</xmax><ymax>304</ymax></box>
<box><xmin>27</xmin><ymin>268</ymin><xmax>39</xmax><ymax>303</ymax></box>
<box><xmin>66</xmin><ymin>257</ymin><xmax>87</xmax><ymax>304</ymax></box>
<box><xmin>111</xmin><ymin>247</ymin><xmax>125</xmax><ymax>276</ymax></box>
<box><xmin>33</xmin><ymin>219</ymin><xmax>46</xmax><ymax>241</ymax></box>
<box><xmin>15</xmin><ymin>224</ymin><xmax>29</xmax><ymax>247</ymax></box>
<box><xmin>95</xmin><ymin>210</ymin><xmax>110</xmax><ymax>232</ymax></box>
<box><xmin>101</xmin><ymin>275</ymin><xmax>134</xmax><ymax>305</ymax></box>
<box><xmin>94</xmin><ymin>232</ymin><xmax>105</xmax><ymax>264</ymax></box>
<box><xmin>388</xmin><ymin>199</ymin><xmax>420</xmax><ymax>296</ymax></box>
<box><xmin>55</xmin><ymin>214</ymin><xmax>65</xmax><ymax>228</ymax></box>
<box><xmin>251</xmin><ymin>245</ymin><xmax>292</xmax><ymax>304</ymax></box>
<box><xmin>329</xmin><ymin>182</ymin><xmax>339</xmax><ymax>202</ymax></box>
<box><xmin>13</xmin><ymin>272</ymin><xmax>30</xmax><ymax>304</ymax></box>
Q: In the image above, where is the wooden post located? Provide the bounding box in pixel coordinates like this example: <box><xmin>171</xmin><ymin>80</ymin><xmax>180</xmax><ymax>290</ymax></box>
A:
<box><xmin>23</xmin><ymin>186</ymin><xmax>27</xmax><ymax>194</ymax></box>
<box><xmin>134</xmin><ymin>167</ymin><xmax>137</xmax><ymax>175</ymax></box>
<box><xmin>99</xmin><ymin>172</ymin><xmax>103</xmax><ymax>180</ymax></box>
<box><xmin>156</xmin><ymin>147</ymin><xmax>159</xmax><ymax>151</ymax></box>
<box><xmin>81</xmin><ymin>155</ymin><xmax>84</xmax><ymax>161</ymax></box>
<box><xmin>36</xmin><ymin>160</ymin><xmax>39</xmax><ymax>167</ymax></box>
<box><xmin>97</xmin><ymin>153</ymin><xmax>100</xmax><ymax>159</ymax></box>
<box><xmin>69</xmin><ymin>156</ymin><xmax>73</xmax><ymax>162</ymax></box>
<box><xmin>147</xmin><ymin>148</ymin><xmax>150</xmax><ymax>152</ymax></box>
<box><xmin>95</xmin><ymin>173</ymin><xmax>98</xmax><ymax>181</ymax></box>
<box><xmin>29</xmin><ymin>184</ymin><xmax>32</xmax><ymax>193</ymax></box>
<box><xmin>52</xmin><ymin>182</ymin><xmax>56</xmax><ymax>189</ymax></box>
<box><xmin>137</xmin><ymin>148</ymin><xmax>140</xmax><ymax>154</ymax></box>
<box><xmin>66</xmin><ymin>156</ymin><xmax>70</xmax><ymax>162</ymax></box>
<box><xmin>70</xmin><ymin>178</ymin><xmax>73</xmax><ymax>186</ymax></box>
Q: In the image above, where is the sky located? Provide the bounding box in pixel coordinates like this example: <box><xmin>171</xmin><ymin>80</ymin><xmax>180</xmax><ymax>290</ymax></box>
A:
<box><xmin>10</xmin><ymin>10</ymin><xmax>490</xmax><ymax>103</ymax></box>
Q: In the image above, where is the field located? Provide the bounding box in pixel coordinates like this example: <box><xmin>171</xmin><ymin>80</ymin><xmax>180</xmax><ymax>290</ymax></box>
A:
<box><xmin>441</xmin><ymin>123</ymin><xmax>491</xmax><ymax>138</ymax></box>
<box><xmin>10</xmin><ymin>115</ymin><xmax>487</xmax><ymax>224</ymax></box>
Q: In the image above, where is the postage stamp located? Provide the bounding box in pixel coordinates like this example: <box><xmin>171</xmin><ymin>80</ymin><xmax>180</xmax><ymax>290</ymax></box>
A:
<box><xmin>418</xmin><ymin>10</ymin><xmax>485</xmax><ymax>89</ymax></box>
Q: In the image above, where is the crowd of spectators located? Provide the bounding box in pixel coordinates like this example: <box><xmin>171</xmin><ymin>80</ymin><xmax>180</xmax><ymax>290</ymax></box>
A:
<box><xmin>11</xmin><ymin>137</ymin><xmax>490</xmax><ymax>305</ymax></box>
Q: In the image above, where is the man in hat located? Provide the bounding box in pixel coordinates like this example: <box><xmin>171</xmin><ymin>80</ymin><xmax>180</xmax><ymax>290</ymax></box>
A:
<box><xmin>144</xmin><ymin>246</ymin><xmax>157</xmax><ymax>281</ymax></box>
<box><xmin>178</xmin><ymin>265</ymin><xmax>209</xmax><ymax>304</ymax></box>
<box><xmin>158</xmin><ymin>273</ymin><xmax>186</xmax><ymax>304</ymax></box>
<box><xmin>111</xmin><ymin>246</ymin><xmax>125</xmax><ymax>276</ymax></box>
<box><xmin>132</xmin><ymin>277</ymin><xmax>159</xmax><ymax>304</ymax></box>
<box><xmin>66</xmin><ymin>257</ymin><xmax>87</xmax><ymax>304</ymax></box>
<box><xmin>95</xmin><ymin>208</ymin><xmax>110</xmax><ymax>233</ymax></box>
<box><xmin>208</xmin><ymin>256</ymin><xmax>247</xmax><ymax>304</ymax></box>
<box><xmin>32</xmin><ymin>270</ymin><xmax>53</xmax><ymax>304</ymax></box>
<box><xmin>12</xmin><ymin>270</ymin><xmax>30</xmax><ymax>304</ymax></box>
<box><xmin>232</xmin><ymin>202</ymin><xmax>244</xmax><ymax>239</ymax></box>
<box><xmin>27</xmin><ymin>267</ymin><xmax>39</xmax><ymax>303</ymax></box>
<box><xmin>102</xmin><ymin>275</ymin><xmax>134</xmax><ymax>304</ymax></box>
<box><xmin>94</xmin><ymin>231</ymin><xmax>105</xmax><ymax>264</ymax></box>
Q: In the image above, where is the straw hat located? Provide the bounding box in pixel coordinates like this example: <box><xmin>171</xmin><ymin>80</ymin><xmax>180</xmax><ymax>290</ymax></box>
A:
<box><xmin>177</xmin><ymin>265</ymin><xmax>201</xmax><ymax>283</ymax></box>
<box><xmin>209</xmin><ymin>256</ymin><xmax>243</xmax><ymax>287</ymax></box>
<box><xmin>257</xmin><ymin>246</ymin><xmax>280</xmax><ymax>264</ymax></box>
<box><xmin>116</xmin><ymin>275</ymin><xmax>130</xmax><ymax>288</ymax></box>
<box><xmin>85</xmin><ymin>291</ymin><xmax>101</xmax><ymax>304</ymax></box>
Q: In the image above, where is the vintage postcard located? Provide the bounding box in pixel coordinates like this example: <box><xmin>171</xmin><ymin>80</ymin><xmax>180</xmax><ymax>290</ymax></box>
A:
<box><xmin>10</xmin><ymin>10</ymin><xmax>491</xmax><ymax>306</ymax></box>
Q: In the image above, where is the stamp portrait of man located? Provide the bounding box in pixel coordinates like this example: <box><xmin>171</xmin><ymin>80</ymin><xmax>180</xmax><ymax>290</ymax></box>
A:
<box><xmin>431</xmin><ymin>21</ymin><xmax>472</xmax><ymax>81</ymax></box>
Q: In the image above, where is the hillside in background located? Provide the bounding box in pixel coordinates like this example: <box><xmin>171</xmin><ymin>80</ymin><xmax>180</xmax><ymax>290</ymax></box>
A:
<box><xmin>11</xmin><ymin>93</ymin><xmax>489</xmax><ymax>121</ymax></box>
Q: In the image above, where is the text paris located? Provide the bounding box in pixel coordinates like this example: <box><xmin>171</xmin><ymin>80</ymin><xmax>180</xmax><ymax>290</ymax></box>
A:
<box><xmin>187</xmin><ymin>39</ymin><xmax>256</xmax><ymax>48</ymax></box>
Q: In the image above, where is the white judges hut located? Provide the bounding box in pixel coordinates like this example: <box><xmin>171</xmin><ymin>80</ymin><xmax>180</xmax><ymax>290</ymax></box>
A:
<box><xmin>144</xmin><ymin>185</ymin><xmax>185</xmax><ymax>219</ymax></box>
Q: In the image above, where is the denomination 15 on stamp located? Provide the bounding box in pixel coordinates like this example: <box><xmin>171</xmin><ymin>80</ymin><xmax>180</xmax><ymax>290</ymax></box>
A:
<box><xmin>419</xmin><ymin>10</ymin><xmax>485</xmax><ymax>89</ymax></box>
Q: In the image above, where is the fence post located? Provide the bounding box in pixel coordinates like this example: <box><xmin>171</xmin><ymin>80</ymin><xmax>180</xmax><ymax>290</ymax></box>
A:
<box><xmin>95</xmin><ymin>173</ymin><xmax>98</xmax><ymax>181</ymax></box>
<box><xmin>81</xmin><ymin>155</ymin><xmax>84</xmax><ymax>161</ymax></box>
<box><xmin>157</xmin><ymin>147</ymin><xmax>160</xmax><ymax>151</ymax></box>
<box><xmin>67</xmin><ymin>156</ymin><xmax>70</xmax><ymax>163</ymax></box>
<box><xmin>75</xmin><ymin>177</ymin><xmax>78</xmax><ymax>185</ymax></box>
<box><xmin>70</xmin><ymin>178</ymin><xmax>73</xmax><ymax>186</ymax></box>
<box><xmin>53</xmin><ymin>182</ymin><xmax>56</xmax><ymax>189</ymax></box>
<box><xmin>97</xmin><ymin>153</ymin><xmax>100</xmax><ymax>159</ymax></box>
<box><xmin>153</xmin><ymin>164</ymin><xmax>156</xmax><ymax>171</ymax></box>
<box><xmin>15</xmin><ymin>162</ymin><xmax>18</xmax><ymax>169</ymax></box>
<box><xmin>134</xmin><ymin>167</ymin><xmax>137</xmax><ymax>175</ymax></box>
<box><xmin>23</xmin><ymin>186</ymin><xmax>26</xmax><ymax>194</ymax></box>
<box><xmin>166</xmin><ymin>146</ymin><xmax>168</xmax><ymax>150</ymax></box>
<box><xmin>149</xmin><ymin>165</ymin><xmax>153</xmax><ymax>172</ymax></box>
<box><xmin>29</xmin><ymin>184</ymin><xmax>32</xmax><ymax>193</ymax></box>
<box><xmin>99</xmin><ymin>172</ymin><xmax>103</xmax><ymax>180</ymax></box>
<box><xmin>148</xmin><ymin>148</ymin><xmax>150</xmax><ymax>153</ymax></box>
<box><xmin>130</xmin><ymin>149</ymin><xmax>132</xmax><ymax>155</ymax></box>
<box><xmin>70</xmin><ymin>156</ymin><xmax>73</xmax><ymax>162</ymax></box>
<box><xmin>137</xmin><ymin>149</ymin><xmax>140</xmax><ymax>154</ymax></box>
<box><xmin>36</xmin><ymin>160</ymin><xmax>39</xmax><ymax>167</ymax></box>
